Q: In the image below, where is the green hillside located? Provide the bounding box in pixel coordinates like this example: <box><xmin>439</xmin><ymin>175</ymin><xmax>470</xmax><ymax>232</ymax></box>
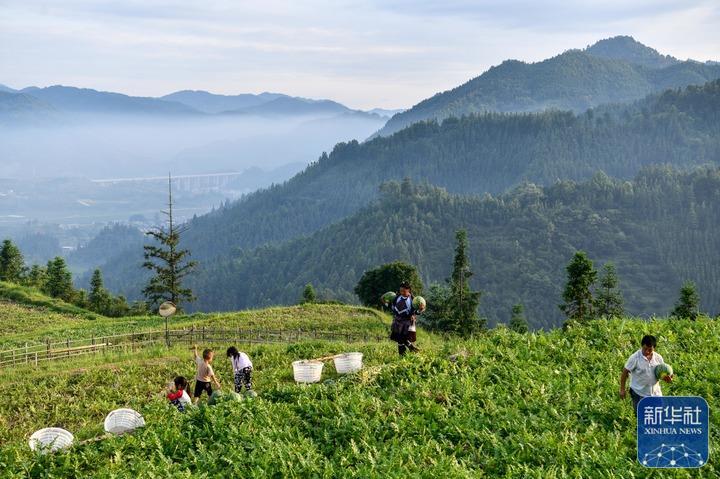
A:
<box><xmin>0</xmin><ymin>286</ymin><xmax>387</xmax><ymax>349</ymax></box>
<box><xmin>0</xmin><ymin>311</ymin><xmax>718</xmax><ymax>477</ymax></box>
<box><xmin>376</xmin><ymin>36</ymin><xmax>720</xmax><ymax>137</ymax></box>
<box><xmin>97</xmin><ymin>80</ymin><xmax>720</xmax><ymax>307</ymax></box>
<box><xmin>0</xmin><ymin>281</ymin><xmax>98</xmax><ymax>318</ymax></box>
<box><xmin>190</xmin><ymin>166</ymin><xmax>720</xmax><ymax>328</ymax></box>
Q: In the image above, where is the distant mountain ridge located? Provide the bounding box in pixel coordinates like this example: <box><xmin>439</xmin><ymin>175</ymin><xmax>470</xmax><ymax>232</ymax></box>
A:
<box><xmin>0</xmin><ymin>91</ymin><xmax>58</xmax><ymax>124</ymax></box>
<box><xmin>376</xmin><ymin>36</ymin><xmax>720</xmax><ymax>137</ymax></box>
<box><xmin>1</xmin><ymin>84</ymin><xmax>390</xmax><ymax>120</ymax></box>
<box><xmin>160</xmin><ymin>90</ymin><xmax>284</xmax><ymax>114</ymax></box>
<box><xmin>95</xmin><ymin>80</ymin><xmax>720</xmax><ymax>306</ymax></box>
<box><xmin>585</xmin><ymin>35</ymin><xmax>680</xmax><ymax>68</ymax></box>
<box><xmin>20</xmin><ymin>85</ymin><xmax>199</xmax><ymax>115</ymax></box>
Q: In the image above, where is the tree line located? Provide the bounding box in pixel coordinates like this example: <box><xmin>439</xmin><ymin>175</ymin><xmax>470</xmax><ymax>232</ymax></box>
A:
<box><xmin>186</xmin><ymin>165</ymin><xmax>720</xmax><ymax>328</ymax></box>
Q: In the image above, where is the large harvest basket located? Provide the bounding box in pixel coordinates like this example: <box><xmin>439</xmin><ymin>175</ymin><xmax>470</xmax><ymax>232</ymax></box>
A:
<box><xmin>333</xmin><ymin>352</ymin><xmax>363</xmax><ymax>374</ymax></box>
<box><xmin>292</xmin><ymin>360</ymin><xmax>324</xmax><ymax>383</ymax></box>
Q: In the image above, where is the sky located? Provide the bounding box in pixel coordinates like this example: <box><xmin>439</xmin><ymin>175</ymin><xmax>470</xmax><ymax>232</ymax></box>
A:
<box><xmin>1</xmin><ymin>0</ymin><xmax>719</xmax><ymax>110</ymax></box>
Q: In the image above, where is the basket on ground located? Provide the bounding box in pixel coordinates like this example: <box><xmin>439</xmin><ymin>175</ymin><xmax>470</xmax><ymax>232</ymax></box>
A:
<box><xmin>292</xmin><ymin>360</ymin><xmax>324</xmax><ymax>383</ymax></box>
<box><xmin>333</xmin><ymin>352</ymin><xmax>363</xmax><ymax>374</ymax></box>
<box><xmin>104</xmin><ymin>408</ymin><xmax>145</xmax><ymax>435</ymax></box>
<box><xmin>29</xmin><ymin>427</ymin><xmax>74</xmax><ymax>453</ymax></box>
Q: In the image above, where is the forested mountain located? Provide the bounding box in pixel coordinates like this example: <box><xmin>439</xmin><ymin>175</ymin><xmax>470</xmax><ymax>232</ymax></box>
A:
<box><xmin>162</xmin><ymin>80</ymin><xmax>720</xmax><ymax>263</ymax></box>
<box><xmin>376</xmin><ymin>36</ymin><xmax>720</xmax><ymax>137</ymax></box>
<box><xmin>584</xmin><ymin>35</ymin><xmax>679</xmax><ymax>69</ymax></box>
<box><xmin>186</xmin><ymin>168</ymin><xmax>720</xmax><ymax>329</ymax></box>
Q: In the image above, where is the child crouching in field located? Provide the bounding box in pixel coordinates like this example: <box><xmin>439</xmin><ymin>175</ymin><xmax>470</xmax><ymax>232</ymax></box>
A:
<box><xmin>226</xmin><ymin>346</ymin><xmax>253</xmax><ymax>392</ymax></box>
<box><xmin>193</xmin><ymin>345</ymin><xmax>221</xmax><ymax>403</ymax></box>
<box><xmin>167</xmin><ymin>376</ymin><xmax>192</xmax><ymax>412</ymax></box>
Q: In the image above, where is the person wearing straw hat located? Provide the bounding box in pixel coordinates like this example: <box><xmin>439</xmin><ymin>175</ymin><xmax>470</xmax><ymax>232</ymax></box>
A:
<box><xmin>389</xmin><ymin>281</ymin><xmax>421</xmax><ymax>355</ymax></box>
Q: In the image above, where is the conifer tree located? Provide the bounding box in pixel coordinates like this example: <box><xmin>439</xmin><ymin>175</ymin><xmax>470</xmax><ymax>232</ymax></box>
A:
<box><xmin>446</xmin><ymin>229</ymin><xmax>484</xmax><ymax>335</ymax></box>
<box><xmin>301</xmin><ymin>283</ymin><xmax>317</xmax><ymax>304</ymax></box>
<box><xmin>43</xmin><ymin>257</ymin><xmax>74</xmax><ymax>302</ymax></box>
<box><xmin>671</xmin><ymin>281</ymin><xmax>700</xmax><ymax>320</ymax></box>
<box><xmin>0</xmin><ymin>239</ymin><xmax>25</xmax><ymax>283</ymax></box>
<box><xmin>143</xmin><ymin>175</ymin><xmax>197</xmax><ymax>310</ymax></box>
<box><xmin>560</xmin><ymin>251</ymin><xmax>597</xmax><ymax>323</ymax></box>
<box><xmin>88</xmin><ymin>268</ymin><xmax>111</xmax><ymax>313</ymax></box>
<box><xmin>594</xmin><ymin>262</ymin><xmax>624</xmax><ymax>318</ymax></box>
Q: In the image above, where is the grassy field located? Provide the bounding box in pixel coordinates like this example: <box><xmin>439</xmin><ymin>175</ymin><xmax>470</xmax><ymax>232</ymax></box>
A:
<box><xmin>0</xmin><ymin>292</ymin><xmax>718</xmax><ymax>478</ymax></box>
<box><xmin>0</xmin><ymin>282</ymin><xmax>388</xmax><ymax>349</ymax></box>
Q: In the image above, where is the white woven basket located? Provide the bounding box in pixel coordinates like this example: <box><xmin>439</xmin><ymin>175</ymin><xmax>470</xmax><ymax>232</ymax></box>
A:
<box><xmin>333</xmin><ymin>352</ymin><xmax>363</xmax><ymax>374</ymax></box>
<box><xmin>292</xmin><ymin>360</ymin><xmax>324</xmax><ymax>383</ymax></box>
<box><xmin>104</xmin><ymin>408</ymin><xmax>145</xmax><ymax>435</ymax></box>
<box><xmin>29</xmin><ymin>427</ymin><xmax>74</xmax><ymax>453</ymax></box>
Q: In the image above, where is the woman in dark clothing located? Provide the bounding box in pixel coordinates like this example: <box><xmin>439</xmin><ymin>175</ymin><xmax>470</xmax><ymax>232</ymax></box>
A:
<box><xmin>389</xmin><ymin>282</ymin><xmax>422</xmax><ymax>355</ymax></box>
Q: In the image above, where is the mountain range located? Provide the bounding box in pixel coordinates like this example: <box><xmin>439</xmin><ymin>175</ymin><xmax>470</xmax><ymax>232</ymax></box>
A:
<box><xmin>92</xmin><ymin>79</ymin><xmax>720</xmax><ymax>327</ymax></box>
<box><xmin>53</xmin><ymin>35</ymin><xmax>720</xmax><ymax>328</ymax></box>
<box><xmin>376</xmin><ymin>36</ymin><xmax>720</xmax><ymax>136</ymax></box>
<box><xmin>0</xmin><ymin>85</ymin><xmax>393</xmax><ymax>122</ymax></box>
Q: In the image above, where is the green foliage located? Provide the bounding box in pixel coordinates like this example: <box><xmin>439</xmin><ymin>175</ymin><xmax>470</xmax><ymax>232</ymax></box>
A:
<box><xmin>421</xmin><ymin>283</ymin><xmax>453</xmax><ymax>332</ymax></box>
<box><xmin>378</xmin><ymin>39</ymin><xmax>719</xmax><ymax>136</ymax></box>
<box><xmin>0</xmin><ymin>239</ymin><xmax>25</xmax><ymax>283</ymax></box>
<box><xmin>444</xmin><ymin>230</ymin><xmax>484</xmax><ymax>335</ymax></box>
<box><xmin>671</xmin><ymin>281</ymin><xmax>701</xmax><ymax>320</ymax></box>
<box><xmin>594</xmin><ymin>263</ymin><xmax>624</xmax><ymax>319</ymax></box>
<box><xmin>142</xmin><ymin>179</ymin><xmax>197</xmax><ymax>310</ymax></box>
<box><xmin>1</xmin><ymin>316</ymin><xmax>720</xmax><ymax>476</ymax></box>
<box><xmin>100</xmin><ymin>80</ymin><xmax>720</xmax><ymax>310</ymax></box>
<box><xmin>509</xmin><ymin>303</ymin><xmax>529</xmax><ymax>333</ymax></box>
<box><xmin>88</xmin><ymin>269</ymin><xmax>111</xmax><ymax>313</ymax></box>
<box><xmin>0</xmin><ymin>281</ymin><xmax>97</xmax><ymax>320</ymax></box>
<box><xmin>354</xmin><ymin>261</ymin><xmax>424</xmax><ymax>308</ymax></box>
<box><xmin>560</xmin><ymin>251</ymin><xmax>597</xmax><ymax>324</ymax></box>
<box><xmin>300</xmin><ymin>283</ymin><xmax>317</xmax><ymax>304</ymax></box>
<box><xmin>23</xmin><ymin>264</ymin><xmax>47</xmax><ymax>289</ymax></box>
<box><xmin>42</xmin><ymin>257</ymin><xmax>75</xmax><ymax>303</ymax></box>
<box><xmin>189</xmin><ymin>167</ymin><xmax>720</xmax><ymax>329</ymax></box>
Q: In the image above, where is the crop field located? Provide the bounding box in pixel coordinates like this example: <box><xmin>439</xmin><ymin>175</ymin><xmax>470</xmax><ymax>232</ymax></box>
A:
<box><xmin>0</xmin><ymin>300</ymin><xmax>718</xmax><ymax>478</ymax></box>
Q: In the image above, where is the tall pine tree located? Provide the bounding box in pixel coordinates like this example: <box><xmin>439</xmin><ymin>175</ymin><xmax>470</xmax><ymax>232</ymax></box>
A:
<box><xmin>560</xmin><ymin>251</ymin><xmax>597</xmax><ymax>323</ymax></box>
<box><xmin>0</xmin><ymin>239</ymin><xmax>25</xmax><ymax>283</ymax></box>
<box><xmin>594</xmin><ymin>262</ymin><xmax>624</xmax><ymax>318</ymax></box>
<box><xmin>143</xmin><ymin>175</ymin><xmax>197</xmax><ymax>310</ymax></box>
<box><xmin>88</xmin><ymin>268</ymin><xmax>111</xmax><ymax>314</ymax></box>
<box><xmin>446</xmin><ymin>229</ymin><xmax>484</xmax><ymax>335</ymax></box>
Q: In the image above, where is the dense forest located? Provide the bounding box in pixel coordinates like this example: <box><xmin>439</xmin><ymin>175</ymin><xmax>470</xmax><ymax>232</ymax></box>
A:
<box><xmin>183</xmin><ymin>80</ymin><xmax>719</xmax><ymax>257</ymax></box>
<box><xmin>94</xmin><ymin>80</ymin><xmax>720</xmax><ymax>303</ymax></box>
<box><xmin>186</xmin><ymin>167</ymin><xmax>720</xmax><ymax>329</ymax></box>
<box><xmin>377</xmin><ymin>36</ymin><xmax>720</xmax><ymax>136</ymax></box>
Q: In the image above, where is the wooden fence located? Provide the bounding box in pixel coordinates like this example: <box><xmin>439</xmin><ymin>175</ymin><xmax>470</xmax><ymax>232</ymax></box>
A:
<box><xmin>0</xmin><ymin>327</ymin><xmax>385</xmax><ymax>369</ymax></box>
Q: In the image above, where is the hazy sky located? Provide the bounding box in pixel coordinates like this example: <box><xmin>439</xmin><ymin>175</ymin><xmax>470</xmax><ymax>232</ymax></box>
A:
<box><xmin>1</xmin><ymin>0</ymin><xmax>719</xmax><ymax>109</ymax></box>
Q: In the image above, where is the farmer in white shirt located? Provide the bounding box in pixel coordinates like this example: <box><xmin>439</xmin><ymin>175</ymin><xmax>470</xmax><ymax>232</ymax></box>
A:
<box><xmin>619</xmin><ymin>335</ymin><xmax>673</xmax><ymax>415</ymax></box>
